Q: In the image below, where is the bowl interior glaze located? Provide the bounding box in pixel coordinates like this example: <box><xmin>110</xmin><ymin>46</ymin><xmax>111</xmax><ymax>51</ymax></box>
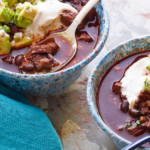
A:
<box><xmin>87</xmin><ymin>36</ymin><xmax>150</xmax><ymax>150</ymax></box>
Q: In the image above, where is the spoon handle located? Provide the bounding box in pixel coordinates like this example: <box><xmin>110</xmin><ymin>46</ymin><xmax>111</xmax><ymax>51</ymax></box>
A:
<box><xmin>121</xmin><ymin>135</ymin><xmax>150</xmax><ymax>150</ymax></box>
<box><xmin>67</xmin><ymin>0</ymin><xmax>100</xmax><ymax>34</ymax></box>
<box><xmin>75</xmin><ymin>0</ymin><xmax>100</xmax><ymax>24</ymax></box>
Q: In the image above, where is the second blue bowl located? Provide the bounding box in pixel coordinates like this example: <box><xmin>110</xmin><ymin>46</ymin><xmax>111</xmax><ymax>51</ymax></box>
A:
<box><xmin>87</xmin><ymin>36</ymin><xmax>150</xmax><ymax>150</ymax></box>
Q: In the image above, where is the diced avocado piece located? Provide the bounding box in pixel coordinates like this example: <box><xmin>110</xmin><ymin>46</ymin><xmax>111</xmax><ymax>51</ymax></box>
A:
<box><xmin>12</xmin><ymin>38</ymin><xmax>32</xmax><ymax>49</ymax></box>
<box><xmin>13</xmin><ymin>2</ymin><xmax>37</xmax><ymax>28</ymax></box>
<box><xmin>0</xmin><ymin>25</ymin><xmax>10</xmax><ymax>33</ymax></box>
<box><xmin>14</xmin><ymin>34</ymin><xmax>20</xmax><ymax>41</ymax></box>
<box><xmin>19</xmin><ymin>2</ymin><xmax>37</xmax><ymax>21</ymax></box>
<box><xmin>0</xmin><ymin>29</ymin><xmax>11</xmax><ymax>55</ymax></box>
<box><xmin>0</xmin><ymin>2</ymin><xmax>15</xmax><ymax>24</ymax></box>
<box><xmin>2</xmin><ymin>0</ymin><xmax>18</xmax><ymax>8</ymax></box>
<box><xmin>13</xmin><ymin>12</ymin><xmax>32</xmax><ymax>29</ymax></box>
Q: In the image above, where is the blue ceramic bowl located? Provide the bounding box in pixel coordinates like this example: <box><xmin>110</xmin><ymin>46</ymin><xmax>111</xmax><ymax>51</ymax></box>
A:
<box><xmin>87</xmin><ymin>36</ymin><xmax>150</xmax><ymax>150</ymax></box>
<box><xmin>0</xmin><ymin>1</ymin><xmax>109</xmax><ymax>96</ymax></box>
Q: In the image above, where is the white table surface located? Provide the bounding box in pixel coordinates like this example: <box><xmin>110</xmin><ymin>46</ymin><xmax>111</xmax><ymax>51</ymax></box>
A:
<box><xmin>27</xmin><ymin>0</ymin><xmax>150</xmax><ymax>149</ymax></box>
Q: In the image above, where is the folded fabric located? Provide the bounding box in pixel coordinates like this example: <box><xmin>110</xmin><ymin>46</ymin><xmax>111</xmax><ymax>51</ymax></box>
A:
<box><xmin>0</xmin><ymin>84</ymin><xmax>63</xmax><ymax>150</ymax></box>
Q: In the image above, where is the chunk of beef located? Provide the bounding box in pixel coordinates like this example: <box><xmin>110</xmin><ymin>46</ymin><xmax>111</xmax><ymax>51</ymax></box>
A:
<box><xmin>23</xmin><ymin>42</ymin><xmax>60</xmax><ymax>73</ymax></box>
<box><xmin>77</xmin><ymin>18</ymin><xmax>88</xmax><ymax>30</ymax></box>
<box><xmin>81</xmin><ymin>0</ymin><xmax>88</xmax><ymax>6</ymax></box>
<box><xmin>140</xmin><ymin>102</ymin><xmax>147</xmax><ymax>107</ymax></box>
<box><xmin>77</xmin><ymin>6</ymin><xmax>97</xmax><ymax>29</ymax></box>
<box><xmin>71</xmin><ymin>0</ymin><xmax>81</xmax><ymax>4</ymax></box>
<box><xmin>30</xmin><ymin>42</ymin><xmax>59</xmax><ymax>56</ymax></box>
<box><xmin>19</xmin><ymin>62</ymin><xmax>35</xmax><ymax>73</ymax></box>
<box><xmin>146</xmin><ymin>100</ymin><xmax>150</xmax><ymax>108</ymax></box>
<box><xmin>60</xmin><ymin>10</ymin><xmax>77</xmax><ymax>26</ymax></box>
<box><xmin>77</xmin><ymin>6</ymin><xmax>96</xmax><ymax>21</ymax></box>
<box><xmin>138</xmin><ymin>90</ymin><xmax>150</xmax><ymax>101</ymax></box>
<box><xmin>15</xmin><ymin>54</ymin><xmax>24</xmax><ymax>66</ymax></box>
<box><xmin>77</xmin><ymin>7</ymin><xmax>88</xmax><ymax>30</ymax></box>
<box><xmin>40</xmin><ymin>58</ymin><xmax>53</xmax><ymax>69</ymax></box>
<box><xmin>86</xmin><ymin>7</ymin><xmax>97</xmax><ymax>21</ymax></box>
<box><xmin>32</xmin><ymin>54</ymin><xmax>54</xmax><ymax>72</ymax></box>
<box><xmin>10</xmin><ymin>25</ymin><xmax>20</xmax><ymax>36</ymax></box>
<box><xmin>47</xmin><ymin>42</ymin><xmax>59</xmax><ymax>55</ymax></box>
<box><xmin>77</xmin><ymin>6</ymin><xmax>83</xmax><ymax>12</ymax></box>
<box><xmin>63</xmin><ymin>0</ymin><xmax>81</xmax><ymax>4</ymax></box>
<box><xmin>112</xmin><ymin>81</ymin><xmax>122</xmax><ymax>94</ymax></box>
<box><xmin>145</xmin><ymin>121</ymin><xmax>150</xmax><ymax>129</ymax></box>
<box><xmin>2</xmin><ymin>56</ymin><xmax>14</xmax><ymax>64</ymax></box>
<box><xmin>128</xmin><ymin>126</ymin><xmax>146</xmax><ymax>136</ymax></box>
<box><xmin>142</xmin><ymin>121</ymin><xmax>150</xmax><ymax>130</ymax></box>
<box><xmin>78</xmin><ymin>32</ymin><xmax>93</xmax><ymax>42</ymax></box>
<box><xmin>140</xmin><ymin>116</ymin><xmax>148</xmax><ymax>123</ymax></box>
<box><xmin>140</xmin><ymin>107</ymin><xmax>149</xmax><ymax>115</ymax></box>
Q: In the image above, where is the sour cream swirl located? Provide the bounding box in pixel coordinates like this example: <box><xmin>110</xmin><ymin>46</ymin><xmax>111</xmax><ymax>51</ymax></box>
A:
<box><xmin>121</xmin><ymin>56</ymin><xmax>150</xmax><ymax>108</ymax></box>
<box><xmin>27</xmin><ymin>0</ymin><xmax>77</xmax><ymax>44</ymax></box>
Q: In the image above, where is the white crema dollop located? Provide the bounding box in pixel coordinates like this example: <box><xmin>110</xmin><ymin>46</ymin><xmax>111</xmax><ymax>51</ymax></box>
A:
<box><xmin>27</xmin><ymin>0</ymin><xmax>77</xmax><ymax>43</ymax></box>
<box><xmin>121</xmin><ymin>56</ymin><xmax>150</xmax><ymax>108</ymax></box>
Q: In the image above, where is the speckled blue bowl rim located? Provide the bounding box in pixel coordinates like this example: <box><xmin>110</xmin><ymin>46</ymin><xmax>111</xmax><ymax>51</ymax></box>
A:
<box><xmin>87</xmin><ymin>35</ymin><xmax>150</xmax><ymax>149</ymax></box>
<box><xmin>0</xmin><ymin>1</ymin><xmax>109</xmax><ymax>80</ymax></box>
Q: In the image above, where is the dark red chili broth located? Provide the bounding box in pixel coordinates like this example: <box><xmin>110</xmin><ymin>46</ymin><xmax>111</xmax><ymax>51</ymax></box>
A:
<box><xmin>0</xmin><ymin>0</ymin><xmax>100</xmax><ymax>73</ymax></box>
<box><xmin>97</xmin><ymin>51</ymin><xmax>150</xmax><ymax>148</ymax></box>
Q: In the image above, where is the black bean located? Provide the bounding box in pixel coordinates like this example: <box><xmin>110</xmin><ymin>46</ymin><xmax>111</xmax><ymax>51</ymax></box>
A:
<box><xmin>129</xmin><ymin>108</ymin><xmax>141</xmax><ymax>117</ymax></box>
<box><xmin>134</xmin><ymin>99</ymin><xmax>140</xmax><ymax>109</ymax></box>
<box><xmin>15</xmin><ymin>54</ymin><xmax>24</xmax><ymax>66</ymax></box>
<box><xmin>10</xmin><ymin>25</ymin><xmax>20</xmax><ymax>36</ymax></box>
<box><xmin>120</xmin><ymin>100</ymin><xmax>129</xmax><ymax>113</ymax></box>
<box><xmin>19</xmin><ymin>62</ymin><xmax>35</xmax><ymax>72</ymax></box>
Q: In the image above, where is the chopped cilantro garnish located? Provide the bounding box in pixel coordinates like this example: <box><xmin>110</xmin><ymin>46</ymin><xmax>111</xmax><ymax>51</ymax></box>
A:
<box><xmin>41</xmin><ymin>0</ymin><xmax>45</xmax><ymax>2</ymax></box>
<box><xmin>136</xmin><ymin>120</ymin><xmax>141</xmax><ymax>126</ymax></box>
<box><xmin>145</xmin><ymin>78</ymin><xmax>149</xmax><ymax>87</ymax></box>
<box><xmin>125</xmin><ymin>124</ymin><xmax>132</xmax><ymax>129</ymax></box>
<box><xmin>135</xmin><ymin>110</ymin><xmax>140</xmax><ymax>115</ymax></box>
<box><xmin>146</xmin><ymin>66</ymin><xmax>150</xmax><ymax>71</ymax></box>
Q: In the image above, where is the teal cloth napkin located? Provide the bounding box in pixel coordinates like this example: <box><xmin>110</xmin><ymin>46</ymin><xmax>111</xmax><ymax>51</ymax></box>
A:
<box><xmin>0</xmin><ymin>84</ymin><xmax>63</xmax><ymax>150</ymax></box>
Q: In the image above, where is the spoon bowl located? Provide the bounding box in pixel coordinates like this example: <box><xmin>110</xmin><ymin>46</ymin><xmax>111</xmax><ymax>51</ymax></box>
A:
<box><xmin>50</xmin><ymin>22</ymin><xmax>78</xmax><ymax>72</ymax></box>
<box><xmin>49</xmin><ymin>0</ymin><xmax>100</xmax><ymax>72</ymax></box>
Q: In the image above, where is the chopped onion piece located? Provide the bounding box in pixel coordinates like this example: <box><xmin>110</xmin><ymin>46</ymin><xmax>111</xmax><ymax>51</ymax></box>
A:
<box><xmin>16</xmin><ymin>3</ymin><xmax>24</xmax><ymax>10</ymax></box>
<box><xmin>143</xmin><ymin>69</ymin><xmax>149</xmax><ymax>75</ymax></box>
<box><xmin>14</xmin><ymin>32</ymin><xmax>23</xmax><ymax>40</ymax></box>
<box><xmin>25</xmin><ymin>7</ymin><xmax>32</xmax><ymax>13</ymax></box>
